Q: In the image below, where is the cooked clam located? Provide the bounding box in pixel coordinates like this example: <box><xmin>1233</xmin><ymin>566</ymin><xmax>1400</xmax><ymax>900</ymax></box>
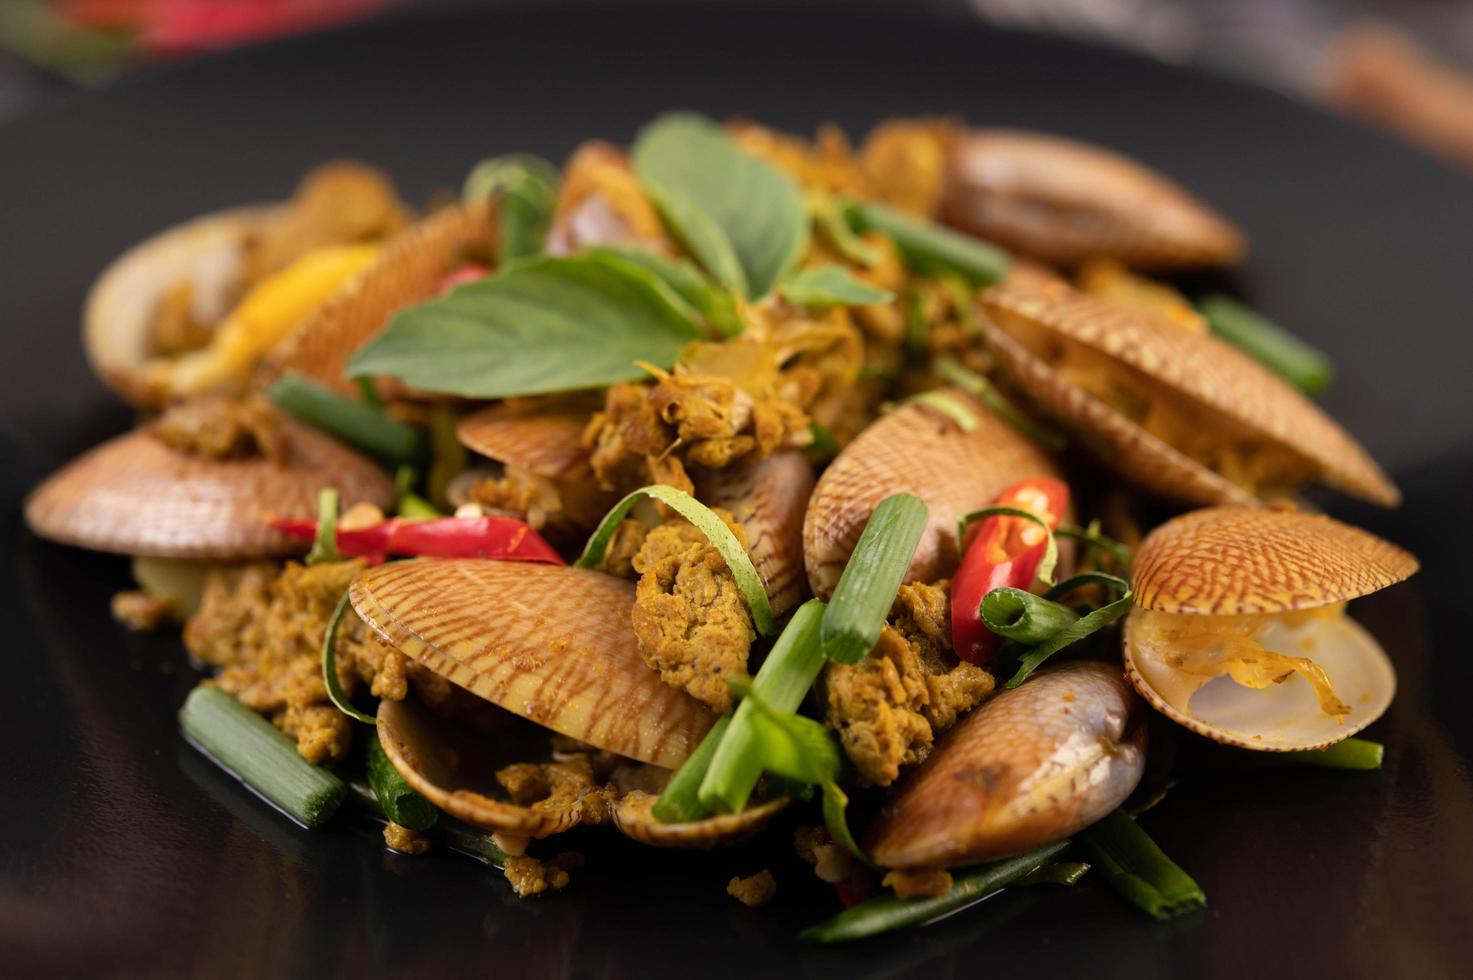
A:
<box><xmin>867</xmin><ymin>661</ymin><xmax>1146</xmax><ymax>869</ymax></box>
<box><xmin>941</xmin><ymin>129</ymin><xmax>1244</xmax><ymax>270</ymax></box>
<box><xmin>803</xmin><ymin>389</ymin><xmax>1064</xmax><ymax>597</ymax></box>
<box><xmin>261</xmin><ymin>200</ymin><xmax>495</xmax><ymax>396</ymax></box>
<box><xmin>696</xmin><ymin>450</ymin><xmax>814</xmax><ymax>617</ymax></box>
<box><xmin>24</xmin><ymin>414</ymin><xmax>393</xmax><ymax>559</ymax></box>
<box><xmin>981</xmin><ymin>280</ymin><xmax>1400</xmax><ymax>507</ymax></box>
<box><xmin>457</xmin><ymin>401</ymin><xmax>591</xmax><ymax>480</ymax></box>
<box><xmin>613</xmin><ymin>791</ymin><xmax>787</xmax><ymax>849</ymax></box>
<box><xmin>1123</xmin><ymin>505</ymin><xmax>1418</xmax><ymax>751</ymax></box>
<box><xmin>350</xmin><ymin>560</ymin><xmax>716</xmax><ymax>768</ymax></box>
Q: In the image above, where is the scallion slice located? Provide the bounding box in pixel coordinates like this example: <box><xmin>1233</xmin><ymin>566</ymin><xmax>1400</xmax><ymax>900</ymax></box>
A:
<box><xmin>699</xmin><ymin>600</ymin><xmax>826</xmax><ymax>814</ymax></box>
<box><xmin>322</xmin><ymin>591</ymin><xmax>375</xmax><ymax>724</ymax></box>
<box><xmin>933</xmin><ymin>354</ymin><xmax>1067</xmax><ymax>451</ymax></box>
<box><xmin>267</xmin><ymin>372</ymin><xmax>425</xmax><ymax>468</ymax></box>
<box><xmin>306</xmin><ymin>487</ymin><xmax>342</xmax><ymax>566</ymax></box>
<box><xmin>1055</xmin><ymin>522</ymin><xmax>1133</xmax><ymax>571</ymax></box>
<box><xmin>367</xmin><ymin>735</ymin><xmax>438</xmax><ymax>830</ymax></box>
<box><xmin>955</xmin><ymin>504</ymin><xmax>1061</xmax><ymax>585</ymax></box>
<box><xmin>393</xmin><ymin>465</ymin><xmax>441</xmax><ymax>520</ymax></box>
<box><xmin>651</xmin><ymin>716</ymin><xmax>731</xmax><ymax>824</ymax></box>
<box><xmin>1282</xmin><ymin>737</ymin><xmax>1384</xmax><ymax>770</ymax></box>
<box><xmin>893</xmin><ymin>390</ymin><xmax>980</xmax><ymax>432</ymax></box>
<box><xmin>820</xmin><ymin>494</ymin><xmax>929</xmax><ymax>665</ymax></box>
<box><xmin>1198</xmin><ymin>294</ymin><xmax>1333</xmax><ymax>395</ymax></box>
<box><xmin>576</xmin><ymin>484</ymin><xmax>775</xmax><ymax>635</ymax></box>
<box><xmin>1077</xmin><ymin>809</ymin><xmax>1205</xmax><ymax>919</ymax></box>
<box><xmin>1004</xmin><ymin>572</ymin><xmax>1133</xmax><ymax>688</ymax></box>
<box><xmin>179</xmin><ymin>685</ymin><xmax>346</xmax><ymax>830</ymax></box>
<box><xmin>843</xmin><ymin>201</ymin><xmax>1010</xmax><ymax>285</ymax></box>
<box><xmin>980</xmin><ymin>587</ymin><xmax>1081</xmax><ymax>644</ymax></box>
<box><xmin>1017</xmin><ymin>861</ymin><xmax>1092</xmax><ymax>887</ymax></box>
<box><xmin>798</xmin><ymin>840</ymin><xmax>1071</xmax><ymax>943</ymax></box>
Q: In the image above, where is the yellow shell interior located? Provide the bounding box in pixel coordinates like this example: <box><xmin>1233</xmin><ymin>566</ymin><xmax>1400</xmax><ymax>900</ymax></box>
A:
<box><xmin>1125</xmin><ymin>605</ymin><xmax>1395</xmax><ymax>751</ymax></box>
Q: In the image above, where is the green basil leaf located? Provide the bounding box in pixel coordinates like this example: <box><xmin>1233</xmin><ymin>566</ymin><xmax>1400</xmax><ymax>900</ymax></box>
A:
<box><xmin>728</xmin><ymin>678</ymin><xmax>842</xmax><ymax>785</ymax></box>
<box><xmin>347</xmin><ymin>254</ymin><xmax>702</xmax><ymax>398</ymax></box>
<box><xmin>583</xmin><ymin>246</ymin><xmax>743</xmax><ymax>338</ymax></box>
<box><xmin>633</xmin><ymin>112</ymin><xmax>809</xmax><ymax>299</ymax></box>
<box><xmin>462</xmin><ymin>154</ymin><xmax>560</xmax><ymax>260</ymax></box>
<box><xmin>781</xmin><ymin>265</ymin><xmax>895</xmax><ymax>309</ymax></box>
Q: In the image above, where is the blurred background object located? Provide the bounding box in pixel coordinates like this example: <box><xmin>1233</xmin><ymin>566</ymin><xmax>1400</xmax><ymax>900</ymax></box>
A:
<box><xmin>2</xmin><ymin>0</ymin><xmax>1473</xmax><ymax>175</ymax></box>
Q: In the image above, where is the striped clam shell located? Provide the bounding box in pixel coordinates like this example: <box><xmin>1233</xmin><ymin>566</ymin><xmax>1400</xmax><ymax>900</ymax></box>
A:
<box><xmin>260</xmin><ymin>200</ymin><xmax>495</xmax><ymax>395</ymax></box>
<box><xmin>982</xmin><ymin>280</ymin><xmax>1401</xmax><ymax>507</ymax></box>
<box><xmin>84</xmin><ymin>204</ymin><xmax>283</xmax><ymax>407</ymax></box>
<box><xmin>456</xmin><ymin>403</ymin><xmax>592</xmax><ymax>478</ymax></box>
<box><xmin>867</xmin><ymin>661</ymin><xmax>1145</xmax><ymax>869</ymax></box>
<box><xmin>350</xmin><ymin>560</ymin><xmax>715</xmax><ymax>769</ymax></box>
<box><xmin>376</xmin><ymin>698</ymin><xmax>582</xmax><ymax>838</ymax></box>
<box><xmin>696</xmin><ymin>450</ymin><xmax>814</xmax><ymax>617</ymax></box>
<box><xmin>941</xmin><ymin>129</ymin><xmax>1244</xmax><ymax>271</ymax></box>
<box><xmin>802</xmin><ymin>389</ymin><xmax>1064</xmax><ymax>598</ymax></box>
<box><xmin>24</xmin><ymin>419</ymin><xmax>393</xmax><ymax>559</ymax></box>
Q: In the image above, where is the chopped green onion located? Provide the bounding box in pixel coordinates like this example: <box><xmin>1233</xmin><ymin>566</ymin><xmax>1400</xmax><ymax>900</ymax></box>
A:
<box><xmin>933</xmin><ymin>354</ymin><xmax>1066</xmax><ymax>451</ymax></box>
<box><xmin>652</xmin><ymin>717</ymin><xmax>731</xmax><ymax>823</ymax></box>
<box><xmin>955</xmin><ymin>505</ymin><xmax>1061</xmax><ymax>585</ymax></box>
<box><xmin>393</xmin><ymin>466</ymin><xmax>441</xmax><ymax>520</ymax></box>
<box><xmin>940</xmin><ymin>274</ymin><xmax>980</xmax><ymax>337</ymax></box>
<box><xmin>576</xmin><ymin>484</ymin><xmax>775</xmax><ymax>635</ymax></box>
<box><xmin>844</xmin><ymin>201</ymin><xmax>1010</xmax><ymax>285</ymax></box>
<box><xmin>729</xmin><ymin>678</ymin><xmax>843</xmax><ymax>785</ymax></box>
<box><xmin>306</xmin><ymin>487</ymin><xmax>342</xmax><ymax>566</ymax></box>
<box><xmin>799</xmin><ymin>840</ymin><xmax>1070</xmax><ymax>943</ymax></box>
<box><xmin>1004</xmin><ymin>572</ymin><xmax>1133</xmax><ymax>688</ymax></box>
<box><xmin>1055</xmin><ymin>522</ymin><xmax>1133</xmax><ymax>571</ymax></box>
<box><xmin>1017</xmin><ymin>861</ymin><xmax>1092</xmax><ymax>887</ymax></box>
<box><xmin>179</xmin><ymin>685</ymin><xmax>346</xmax><ymax>830</ymax></box>
<box><xmin>322</xmin><ymin>591</ymin><xmax>375</xmax><ymax>724</ymax></box>
<box><xmin>892</xmin><ymin>391</ymin><xmax>979</xmax><ymax>432</ymax></box>
<box><xmin>1077</xmin><ymin>809</ymin><xmax>1205</xmax><ymax>919</ymax></box>
<box><xmin>981</xmin><ymin>588</ymin><xmax>1081</xmax><ymax>644</ymax></box>
<box><xmin>700</xmin><ymin>600</ymin><xmax>826</xmax><ymax>813</ymax></box>
<box><xmin>436</xmin><ymin>814</ymin><xmax>512</xmax><ymax>868</ymax></box>
<box><xmin>267</xmin><ymin>373</ymin><xmax>425</xmax><ymax>468</ymax></box>
<box><xmin>815</xmin><ymin>196</ymin><xmax>882</xmax><ymax>267</ymax></box>
<box><xmin>821</xmin><ymin>494</ymin><xmax>929</xmax><ymax>665</ymax></box>
<box><xmin>1198</xmin><ymin>294</ymin><xmax>1333</xmax><ymax>395</ymax></box>
<box><xmin>463</xmin><ymin>153</ymin><xmax>560</xmax><ymax>261</ymax></box>
<box><xmin>820</xmin><ymin>781</ymin><xmax>866</xmax><ymax>864</ymax></box>
<box><xmin>367</xmin><ymin>735</ymin><xmax>438</xmax><ymax>830</ymax></box>
<box><xmin>1282</xmin><ymin>737</ymin><xmax>1383</xmax><ymax>770</ymax></box>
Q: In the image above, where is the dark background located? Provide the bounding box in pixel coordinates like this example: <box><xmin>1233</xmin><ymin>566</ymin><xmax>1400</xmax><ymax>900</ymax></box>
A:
<box><xmin>3</xmin><ymin>3</ymin><xmax>1473</xmax><ymax>978</ymax></box>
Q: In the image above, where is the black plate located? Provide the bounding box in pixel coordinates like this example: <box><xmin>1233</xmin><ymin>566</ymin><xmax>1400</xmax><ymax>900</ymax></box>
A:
<box><xmin>4</xmin><ymin>6</ymin><xmax>1472</xmax><ymax>977</ymax></box>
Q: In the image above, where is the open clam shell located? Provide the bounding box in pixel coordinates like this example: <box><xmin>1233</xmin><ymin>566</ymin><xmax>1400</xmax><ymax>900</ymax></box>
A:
<box><xmin>350</xmin><ymin>560</ymin><xmax>715</xmax><ymax>768</ymax></box>
<box><xmin>24</xmin><ymin>419</ymin><xmax>392</xmax><ymax>559</ymax></box>
<box><xmin>261</xmin><ymin>200</ymin><xmax>495</xmax><ymax>396</ymax></box>
<box><xmin>377</xmin><ymin>698</ymin><xmax>582</xmax><ymax>838</ymax></box>
<box><xmin>941</xmin><ymin>129</ymin><xmax>1244</xmax><ymax>270</ymax></box>
<box><xmin>982</xmin><ymin>280</ymin><xmax>1401</xmax><ymax>507</ymax></box>
<box><xmin>456</xmin><ymin>403</ymin><xmax>591</xmax><ymax>479</ymax></box>
<box><xmin>697</xmin><ymin>450</ymin><xmax>814</xmax><ymax>617</ymax></box>
<box><xmin>802</xmin><ymin>389</ymin><xmax>1064</xmax><ymax>597</ymax></box>
<box><xmin>867</xmin><ymin>661</ymin><xmax>1146</xmax><ymax>869</ymax></box>
<box><xmin>612</xmin><ymin>792</ymin><xmax>787</xmax><ymax>849</ymax></box>
<box><xmin>85</xmin><ymin>205</ymin><xmax>283</xmax><ymax>406</ymax></box>
<box><xmin>1122</xmin><ymin>505</ymin><xmax>1418</xmax><ymax>751</ymax></box>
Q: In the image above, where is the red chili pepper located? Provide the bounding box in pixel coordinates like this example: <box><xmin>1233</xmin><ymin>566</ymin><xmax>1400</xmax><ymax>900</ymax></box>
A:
<box><xmin>269</xmin><ymin>515</ymin><xmax>564</xmax><ymax>564</ymax></box>
<box><xmin>437</xmin><ymin>263</ymin><xmax>491</xmax><ymax>294</ymax></box>
<box><xmin>950</xmin><ymin>477</ymin><xmax>1069</xmax><ymax>666</ymax></box>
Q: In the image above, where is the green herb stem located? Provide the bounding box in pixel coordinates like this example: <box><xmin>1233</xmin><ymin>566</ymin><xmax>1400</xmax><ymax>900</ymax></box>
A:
<box><xmin>462</xmin><ymin>153</ymin><xmax>560</xmax><ymax>261</ymax></box>
<box><xmin>1077</xmin><ymin>809</ymin><xmax>1205</xmax><ymax>919</ymax></box>
<box><xmin>179</xmin><ymin>686</ymin><xmax>346</xmax><ymax>830</ymax></box>
<box><xmin>367</xmin><ymin>736</ymin><xmax>438</xmax><ymax>830</ymax></box>
<box><xmin>820</xmin><ymin>494</ymin><xmax>929</xmax><ymax>664</ymax></box>
<box><xmin>1198</xmin><ymin>294</ymin><xmax>1334</xmax><ymax>395</ymax></box>
<box><xmin>980</xmin><ymin>588</ymin><xmax>1081</xmax><ymax>644</ymax></box>
<box><xmin>699</xmin><ymin>600</ymin><xmax>826</xmax><ymax>813</ymax></box>
<box><xmin>267</xmin><ymin>373</ymin><xmax>424</xmax><ymax>469</ymax></box>
<box><xmin>306</xmin><ymin>487</ymin><xmax>342</xmax><ymax>566</ymax></box>
<box><xmin>799</xmin><ymin>840</ymin><xmax>1070</xmax><ymax>943</ymax></box>
<box><xmin>1282</xmin><ymin>737</ymin><xmax>1384</xmax><ymax>770</ymax></box>
<box><xmin>1055</xmin><ymin>523</ymin><xmax>1133</xmax><ymax>570</ymax></box>
<box><xmin>844</xmin><ymin>201</ymin><xmax>1010</xmax><ymax>286</ymax></box>
<box><xmin>652</xmin><ymin>716</ymin><xmax>731</xmax><ymax>823</ymax></box>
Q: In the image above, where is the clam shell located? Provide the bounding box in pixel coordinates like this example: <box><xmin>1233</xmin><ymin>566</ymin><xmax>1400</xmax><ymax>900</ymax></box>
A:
<box><xmin>456</xmin><ymin>404</ymin><xmax>591</xmax><ymax>478</ymax></box>
<box><xmin>867</xmin><ymin>661</ymin><xmax>1145</xmax><ymax>869</ymax></box>
<box><xmin>941</xmin><ymin>129</ymin><xmax>1244</xmax><ymax>270</ymax></box>
<box><xmin>1133</xmin><ymin>505</ymin><xmax>1419</xmax><ymax>615</ymax></box>
<box><xmin>261</xmin><ymin>201</ymin><xmax>495</xmax><ymax>395</ymax></box>
<box><xmin>84</xmin><ymin>205</ymin><xmax>282</xmax><ymax>407</ymax></box>
<box><xmin>24</xmin><ymin>420</ymin><xmax>393</xmax><ymax>559</ymax></box>
<box><xmin>982</xmin><ymin>281</ymin><xmax>1401</xmax><ymax>507</ymax></box>
<box><xmin>1123</xmin><ymin>609</ymin><xmax>1395</xmax><ymax>752</ymax></box>
<box><xmin>350</xmin><ymin>560</ymin><xmax>715</xmax><ymax>768</ymax></box>
<box><xmin>376</xmin><ymin>698</ymin><xmax>580</xmax><ymax>837</ymax></box>
<box><xmin>802</xmin><ymin>389</ymin><xmax>1064</xmax><ymax>597</ymax></box>
<box><xmin>697</xmin><ymin>450</ymin><xmax>814</xmax><ymax>617</ymax></box>
<box><xmin>612</xmin><ymin>791</ymin><xmax>787</xmax><ymax>849</ymax></box>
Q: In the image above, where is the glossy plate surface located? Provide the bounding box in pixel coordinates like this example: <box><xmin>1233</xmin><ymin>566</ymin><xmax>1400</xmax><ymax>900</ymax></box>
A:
<box><xmin>3</xmin><ymin>6</ymin><xmax>1471</xmax><ymax>977</ymax></box>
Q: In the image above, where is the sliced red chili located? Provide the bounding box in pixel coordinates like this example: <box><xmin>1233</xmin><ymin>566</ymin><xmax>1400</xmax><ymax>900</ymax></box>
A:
<box><xmin>950</xmin><ymin>477</ymin><xmax>1069</xmax><ymax>666</ymax></box>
